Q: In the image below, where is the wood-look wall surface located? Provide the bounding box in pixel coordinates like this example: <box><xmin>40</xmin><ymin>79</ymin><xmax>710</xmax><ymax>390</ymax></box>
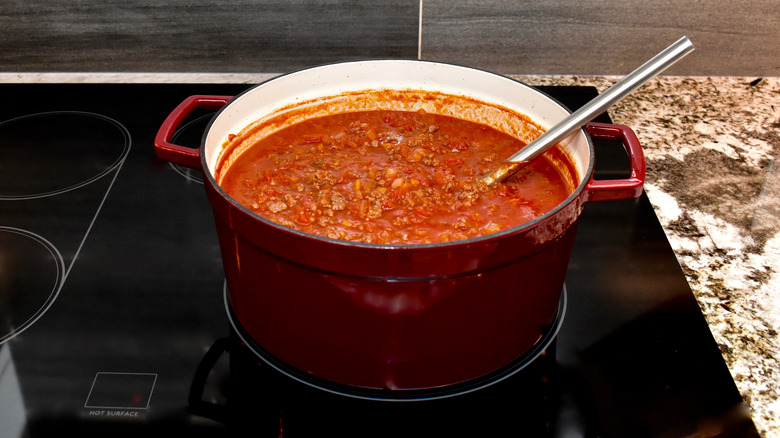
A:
<box><xmin>1</xmin><ymin>0</ymin><xmax>777</xmax><ymax>76</ymax></box>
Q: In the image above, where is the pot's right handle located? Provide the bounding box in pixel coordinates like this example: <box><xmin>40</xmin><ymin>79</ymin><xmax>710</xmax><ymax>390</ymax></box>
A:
<box><xmin>584</xmin><ymin>122</ymin><xmax>646</xmax><ymax>202</ymax></box>
<box><xmin>154</xmin><ymin>95</ymin><xmax>233</xmax><ymax>169</ymax></box>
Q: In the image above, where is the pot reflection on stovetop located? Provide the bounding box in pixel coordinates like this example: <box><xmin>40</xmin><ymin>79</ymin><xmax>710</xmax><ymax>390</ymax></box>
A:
<box><xmin>186</xmin><ymin>285</ymin><xmax>568</xmax><ymax>436</ymax></box>
<box><xmin>189</xmin><ymin>335</ymin><xmax>562</xmax><ymax>437</ymax></box>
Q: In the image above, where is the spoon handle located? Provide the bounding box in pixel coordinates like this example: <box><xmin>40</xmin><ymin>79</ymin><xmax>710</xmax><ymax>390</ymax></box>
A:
<box><xmin>482</xmin><ymin>36</ymin><xmax>694</xmax><ymax>185</ymax></box>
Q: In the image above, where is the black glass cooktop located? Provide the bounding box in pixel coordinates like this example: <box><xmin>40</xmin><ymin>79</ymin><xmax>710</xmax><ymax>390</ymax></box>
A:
<box><xmin>0</xmin><ymin>83</ymin><xmax>760</xmax><ymax>437</ymax></box>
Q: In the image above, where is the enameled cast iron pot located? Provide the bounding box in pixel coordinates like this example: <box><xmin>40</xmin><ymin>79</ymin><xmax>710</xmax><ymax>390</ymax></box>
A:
<box><xmin>154</xmin><ymin>60</ymin><xmax>645</xmax><ymax>392</ymax></box>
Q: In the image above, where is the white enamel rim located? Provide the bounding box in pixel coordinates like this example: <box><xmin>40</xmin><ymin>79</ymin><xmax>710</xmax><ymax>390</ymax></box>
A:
<box><xmin>204</xmin><ymin>60</ymin><xmax>591</xmax><ymax>179</ymax></box>
<box><xmin>199</xmin><ymin>60</ymin><xmax>594</xmax><ymax>247</ymax></box>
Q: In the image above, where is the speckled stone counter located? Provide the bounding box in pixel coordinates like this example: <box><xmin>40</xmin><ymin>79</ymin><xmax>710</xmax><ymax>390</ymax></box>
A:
<box><xmin>514</xmin><ymin>75</ymin><xmax>779</xmax><ymax>438</ymax></box>
<box><xmin>3</xmin><ymin>73</ymin><xmax>778</xmax><ymax>437</ymax></box>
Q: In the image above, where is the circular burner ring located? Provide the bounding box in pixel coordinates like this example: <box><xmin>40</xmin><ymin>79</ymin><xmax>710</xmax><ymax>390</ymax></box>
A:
<box><xmin>223</xmin><ymin>281</ymin><xmax>566</xmax><ymax>401</ymax></box>
<box><xmin>167</xmin><ymin>113</ymin><xmax>213</xmax><ymax>184</ymax></box>
<box><xmin>0</xmin><ymin>227</ymin><xmax>65</xmax><ymax>344</ymax></box>
<box><xmin>0</xmin><ymin>111</ymin><xmax>130</xmax><ymax>200</ymax></box>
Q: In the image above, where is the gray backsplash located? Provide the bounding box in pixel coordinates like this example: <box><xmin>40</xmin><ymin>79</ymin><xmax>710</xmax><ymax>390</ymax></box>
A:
<box><xmin>1</xmin><ymin>0</ymin><xmax>777</xmax><ymax>76</ymax></box>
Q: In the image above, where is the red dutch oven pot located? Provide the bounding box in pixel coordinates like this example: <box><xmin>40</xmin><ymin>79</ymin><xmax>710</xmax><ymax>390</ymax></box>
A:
<box><xmin>154</xmin><ymin>61</ymin><xmax>645</xmax><ymax>393</ymax></box>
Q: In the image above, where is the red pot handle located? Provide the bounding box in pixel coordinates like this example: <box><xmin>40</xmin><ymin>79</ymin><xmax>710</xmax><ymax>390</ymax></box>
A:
<box><xmin>154</xmin><ymin>95</ymin><xmax>234</xmax><ymax>169</ymax></box>
<box><xmin>584</xmin><ymin>122</ymin><xmax>646</xmax><ymax>202</ymax></box>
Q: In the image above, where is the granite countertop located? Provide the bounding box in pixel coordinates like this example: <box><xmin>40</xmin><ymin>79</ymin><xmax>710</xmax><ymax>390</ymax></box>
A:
<box><xmin>3</xmin><ymin>73</ymin><xmax>778</xmax><ymax>437</ymax></box>
<box><xmin>514</xmin><ymin>75</ymin><xmax>778</xmax><ymax>438</ymax></box>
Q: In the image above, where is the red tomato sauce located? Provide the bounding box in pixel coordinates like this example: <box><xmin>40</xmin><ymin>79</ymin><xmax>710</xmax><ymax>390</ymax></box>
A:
<box><xmin>217</xmin><ymin>110</ymin><xmax>575</xmax><ymax>244</ymax></box>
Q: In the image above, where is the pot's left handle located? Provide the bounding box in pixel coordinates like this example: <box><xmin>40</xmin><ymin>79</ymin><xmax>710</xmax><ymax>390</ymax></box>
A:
<box><xmin>154</xmin><ymin>95</ymin><xmax>233</xmax><ymax>169</ymax></box>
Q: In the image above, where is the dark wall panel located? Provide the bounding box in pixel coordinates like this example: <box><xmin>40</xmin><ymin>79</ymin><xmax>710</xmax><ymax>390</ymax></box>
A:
<box><xmin>0</xmin><ymin>0</ymin><xmax>420</xmax><ymax>72</ymax></box>
<box><xmin>421</xmin><ymin>0</ymin><xmax>779</xmax><ymax>76</ymax></box>
<box><xmin>0</xmin><ymin>0</ymin><xmax>777</xmax><ymax>76</ymax></box>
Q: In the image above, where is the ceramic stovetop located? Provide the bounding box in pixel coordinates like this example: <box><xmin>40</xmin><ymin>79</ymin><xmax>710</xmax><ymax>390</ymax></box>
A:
<box><xmin>0</xmin><ymin>83</ymin><xmax>760</xmax><ymax>437</ymax></box>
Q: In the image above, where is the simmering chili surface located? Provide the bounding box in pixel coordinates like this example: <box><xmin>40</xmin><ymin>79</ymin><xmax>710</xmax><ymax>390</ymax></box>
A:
<box><xmin>218</xmin><ymin>110</ymin><xmax>574</xmax><ymax>244</ymax></box>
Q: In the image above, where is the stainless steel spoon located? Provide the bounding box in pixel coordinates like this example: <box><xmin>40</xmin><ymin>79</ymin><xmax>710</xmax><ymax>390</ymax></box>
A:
<box><xmin>481</xmin><ymin>36</ymin><xmax>695</xmax><ymax>185</ymax></box>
